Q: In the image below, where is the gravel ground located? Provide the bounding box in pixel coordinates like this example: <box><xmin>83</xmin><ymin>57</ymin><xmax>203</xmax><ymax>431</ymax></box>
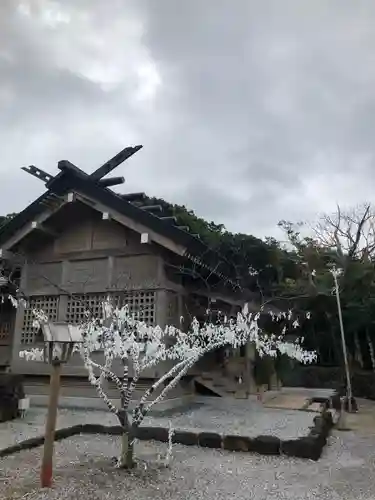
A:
<box><xmin>1</xmin><ymin>399</ymin><xmax>374</xmax><ymax>499</ymax></box>
<box><xmin>1</xmin><ymin>431</ymin><xmax>375</xmax><ymax>500</ymax></box>
<box><xmin>0</xmin><ymin>398</ymin><xmax>317</xmax><ymax>450</ymax></box>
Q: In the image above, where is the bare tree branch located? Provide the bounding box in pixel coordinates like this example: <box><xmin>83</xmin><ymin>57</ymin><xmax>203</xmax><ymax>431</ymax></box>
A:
<box><xmin>312</xmin><ymin>203</ymin><xmax>375</xmax><ymax>265</ymax></box>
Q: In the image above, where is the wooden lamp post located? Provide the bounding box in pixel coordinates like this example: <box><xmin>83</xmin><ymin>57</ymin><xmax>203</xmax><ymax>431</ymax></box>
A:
<box><xmin>39</xmin><ymin>322</ymin><xmax>82</xmax><ymax>488</ymax></box>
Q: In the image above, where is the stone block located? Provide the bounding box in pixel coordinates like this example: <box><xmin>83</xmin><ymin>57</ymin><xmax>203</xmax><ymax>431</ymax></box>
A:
<box><xmin>222</xmin><ymin>435</ymin><xmax>251</xmax><ymax>452</ymax></box>
<box><xmin>248</xmin><ymin>435</ymin><xmax>281</xmax><ymax>455</ymax></box>
<box><xmin>136</xmin><ymin>426</ymin><xmax>169</xmax><ymax>442</ymax></box>
<box><xmin>173</xmin><ymin>430</ymin><xmax>198</xmax><ymax>446</ymax></box>
<box><xmin>79</xmin><ymin>423</ymin><xmax>123</xmax><ymax>436</ymax></box>
<box><xmin>198</xmin><ymin>432</ymin><xmax>222</xmax><ymax>449</ymax></box>
<box><xmin>313</xmin><ymin>413</ymin><xmax>332</xmax><ymax>438</ymax></box>
<box><xmin>281</xmin><ymin>436</ymin><xmax>322</xmax><ymax>461</ymax></box>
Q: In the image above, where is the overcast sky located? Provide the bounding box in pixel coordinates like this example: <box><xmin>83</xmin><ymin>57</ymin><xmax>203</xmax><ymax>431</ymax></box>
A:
<box><xmin>1</xmin><ymin>1</ymin><xmax>375</xmax><ymax>239</ymax></box>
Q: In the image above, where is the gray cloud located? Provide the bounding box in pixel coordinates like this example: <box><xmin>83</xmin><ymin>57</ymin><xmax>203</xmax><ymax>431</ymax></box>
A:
<box><xmin>1</xmin><ymin>0</ymin><xmax>375</xmax><ymax>239</ymax></box>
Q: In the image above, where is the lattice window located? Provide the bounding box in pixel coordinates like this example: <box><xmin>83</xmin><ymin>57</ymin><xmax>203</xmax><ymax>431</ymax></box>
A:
<box><xmin>66</xmin><ymin>294</ymin><xmax>106</xmax><ymax>325</ymax></box>
<box><xmin>116</xmin><ymin>291</ymin><xmax>156</xmax><ymax>325</ymax></box>
<box><xmin>21</xmin><ymin>296</ymin><xmax>59</xmax><ymax>345</ymax></box>
<box><xmin>66</xmin><ymin>291</ymin><xmax>156</xmax><ymax>327</ymax></box>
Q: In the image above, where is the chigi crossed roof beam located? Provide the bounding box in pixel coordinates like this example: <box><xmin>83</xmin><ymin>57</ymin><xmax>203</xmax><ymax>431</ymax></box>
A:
<box><xmin>19</xmin><ymin>145</ymin><xmax>200</xmax><ymax>237</ymax></box>
<box><xmin>16</xmin><ymin>145</ymin><xmax>234</xmax><ymax>280</ymax></box>
<box><xmin>89</xmin><ymin>145</ymin><xmax>143</xmax><ymax>181</ymax></box>
<box><xmin>22</xmin><ymin>145</ymin><xmax>143</xmax><ymax>188</ymax></box>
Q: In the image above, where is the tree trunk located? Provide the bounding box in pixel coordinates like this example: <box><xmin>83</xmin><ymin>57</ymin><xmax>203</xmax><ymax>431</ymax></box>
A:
<box><xmin>119</xmin><ymin>430</ymin><xmax>135</xmax><ymax>469</ymax></box>
<box><xmin>244</xmin><ymin>343</ymin><xmax>256</xmax><ymax>397</ymax></box>
<box><xmin>366</xmin><ymin>329</ymin><xmax>375</xmax><ymax>373</ymax></box>
<box><xmin>117</xmin><ymin>410</ymin><xmax>135</xmax><ymax>469</ymax></box>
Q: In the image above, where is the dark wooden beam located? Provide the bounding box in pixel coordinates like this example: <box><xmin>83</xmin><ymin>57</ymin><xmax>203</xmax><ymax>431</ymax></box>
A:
<box><xmin>90</xmin><ymin>145</ymin><xmax>143</xmax><ymax>181</ymax></box>
<box><xmin>161</xmin><ymin>216</ymin><xmax>178</xmax><ymax>224</ymax></box>
<box><xmin>21</xmin><ymin>165</ymin><xmax>54</xmax><ymax>184</ymax></box>
<box><xmin>98</xmin><ymin>176</ymin><xmax>125</xmax><ymax>187</ymax></box>
<box><xmin>57</xmin><ymin>160</ymin><xmax>87</xmax><ymax>176</ymax></box>
<box><xmin>121</xmin><ymin>192</ymin><xmax>146</xmax><ymax>202</ymax></box>
<box><xmin>141</xmin><ymin>205</ymin><xmax>163</xmax><ymax>212</ymax></box>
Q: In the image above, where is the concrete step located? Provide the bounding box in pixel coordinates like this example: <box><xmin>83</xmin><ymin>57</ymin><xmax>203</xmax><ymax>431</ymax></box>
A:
<box><xmin>235</xmin><ymin>391</ymin><xmax>248</xmax><ymax>399</ymax></box>
<box><xmin>214</xmin><ymin>379</ymin><xmax>241</xmax><ymax>391</ymax></box>
<box><xmin>194</xmin><ymin>377</ymin><xmax>225</xmax><ymax>397</ymax></box>
<box><xmin>195</xmin><ymin>375</ymin><xmax>251</xmax><ymax>398</ymax></box>
<box><xmin>201</xmin><ymin>372</ymin><xmax>219</xmax><ymax>381</ymax></box>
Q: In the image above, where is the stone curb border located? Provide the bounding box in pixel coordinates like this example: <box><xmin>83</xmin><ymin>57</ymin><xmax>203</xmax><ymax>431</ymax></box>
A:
<box><xmin>0</xmin><ymin>407</ymin><xmax>334</xmax><ymax>462</ymax></box>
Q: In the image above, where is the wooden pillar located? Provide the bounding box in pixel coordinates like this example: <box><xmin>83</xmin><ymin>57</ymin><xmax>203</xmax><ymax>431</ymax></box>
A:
<box><xmin>57</xmin><ymin>295</ymin><xmax>68</xmax><ymax>322</ymax></box>
<box><xmin>10</xmin><ymin>261</ymin><xmax>28</xmax><ymax>370</ymax></box>
<box><xmin>155</xmin><ymin>257</ymin><xmax>168</xmax><ymax>327</ymax></box>
<box><xmin>9</xmin><ymin>303</ymin><xmax>25</xmax><ymax>369</ymax></box>
<box><xmin>61</xmin><ymin>260</ymin><xmax>70</xmax><ymax>287</ymax></box>
<box><xmin>41</xmin><ymin>362</ymin><xmax>62</xmax><ymax>488</ymax></box>
<box><xmin>107</xmin><ymin>256</ymin><xmax>114</xmax><ymax>289</ymax></box>
<box><xmin>156</xmin><ymin>255</ymin><xmax>165</xmax><ymax>286</ymax></box>
<box><xmin>155</xmin><ymin>289</ymin><xmax>167</xmax><ymax>329</ymax></box>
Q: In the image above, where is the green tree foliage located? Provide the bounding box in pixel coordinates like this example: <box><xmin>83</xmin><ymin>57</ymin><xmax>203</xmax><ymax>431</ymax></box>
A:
<box><xmin>278</xmin><ymin>204</ymin><xmax>375</xmax><ymax>370</ymax></box>
<box><xmin>0</xmin><ymin>213</ymin><xmax>17</xmax><ymax>228</ymax></box>
<box><xmin>143</xmin><ymin>196</ymin><xmax>288</xmax><ymax>295</ymax></box>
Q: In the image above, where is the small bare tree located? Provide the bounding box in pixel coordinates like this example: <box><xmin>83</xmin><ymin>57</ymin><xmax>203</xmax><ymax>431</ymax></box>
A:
<box><xmin>313</xmin><ymin>204</ymin><xmax>375</xmax><ymax>370</ymax></box>
<box><xmin>312</xmin><ymin>203</ymin><xmax>375</xmax><ymax>266</ymax></box>
<box><xmin>20</xmin><ymin>299</ymin><xmax>316</xmax><ymax>468</ymax></box>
